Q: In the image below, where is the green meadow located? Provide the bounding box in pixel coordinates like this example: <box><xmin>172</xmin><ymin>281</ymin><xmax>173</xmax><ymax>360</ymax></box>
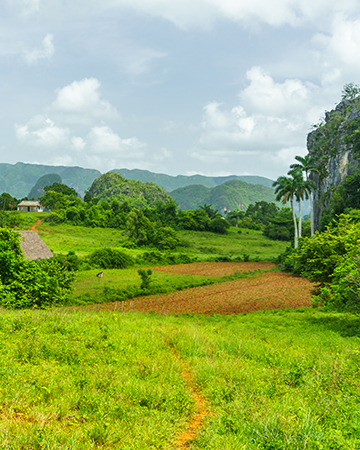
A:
<box><xmin>19</xmin><ymin>212</ymin><xmax>288</xmax><ymax>261</ymax></box>
<box><xmin>1</xmin><ymin>308</ymin><xmax>360</xmax><ymax>449</ymax></box>
<box><xmin>4</xmin><ymin>211</ymin><xmax>359</xmax><ymax>448</ymax></box>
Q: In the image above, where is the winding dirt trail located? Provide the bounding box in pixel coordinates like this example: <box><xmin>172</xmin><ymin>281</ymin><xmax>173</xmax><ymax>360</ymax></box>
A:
<box><xmin>171</xmin><ymin>352</ymin><xmax>210</xmax><ymax>450</ymax></box>
<box><xmin>30</xmin><ymin>218</ymin><xmax>42</xmax><ymax>231</ymax></box>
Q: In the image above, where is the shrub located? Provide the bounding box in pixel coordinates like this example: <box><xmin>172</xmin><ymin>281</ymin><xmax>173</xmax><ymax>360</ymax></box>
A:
<box><xmin>138</xmin><ymin>269</ymin><xmax>152</xmax><ymax>290</ymax></box>
<box><xmin>87</xmin><ymin>248</ymin><xmax>134</xmax><ymax>269</ymax></box>
<box><xmin>153</xmin><ymin>226</ymin><xmax>179</xmax><ymax>250</ymax></box>
<box><xmin>0</xmin><ymin>228</ymin><xmax>74</xmax><ymax>308</ymax></box>
<box><xmin>209</xmin><ymin>217</ymin><xmax>230</xmax><ymax>234</ymax></box>
<box><xmin>283</xmin><ymin>213</ymin><xmax>360</xmax><ymax>309</ymax></box>
<box><xmin>52</xmin><ymin>251</ymin><xmax>81</xmax><ymax>271</ymax></box>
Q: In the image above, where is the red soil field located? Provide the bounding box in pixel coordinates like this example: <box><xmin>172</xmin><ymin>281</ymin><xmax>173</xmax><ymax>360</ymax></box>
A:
<box><xmin>93</xmin><ymin>262</ymin><xmax>314</xmax><ymax>315</ymax></box>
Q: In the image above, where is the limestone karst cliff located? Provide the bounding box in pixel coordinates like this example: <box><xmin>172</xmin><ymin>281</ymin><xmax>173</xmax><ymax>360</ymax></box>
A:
<box><xmin>308</xmin><ymin>98</ymin><xmax>360</xmax><ymax>230</ymax></box>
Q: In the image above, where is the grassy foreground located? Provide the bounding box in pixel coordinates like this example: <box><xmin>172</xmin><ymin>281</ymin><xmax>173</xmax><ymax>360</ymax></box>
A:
<box><xmin>1</xmin><ymin>307</ymin><xmax>360</xmax><ymax>449</ymax></box>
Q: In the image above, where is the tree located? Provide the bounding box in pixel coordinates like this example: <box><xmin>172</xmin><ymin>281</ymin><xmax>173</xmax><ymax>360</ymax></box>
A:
<box><xmin>0</xmin><ymin>193</ymin><xmax>18</xmax><ymax>211</ymax></box>
<box><xmin>287</xmin><ymin>168</ymin><xmax>316</xmax><ymax>240</ymax></box>
<box><xmin>199</xmin><ymin>204</ymin><xmax>220</xmax><ymax>219</ymax></box>
<box><xmin>273</xmin><ymin>173</ymin><xmax>301</xmax><ymax>248</ymax></box>
<box><xmin>245</xmin><ymin>201</ymin><xmax>279</xmax><ymax>226</ymax></box>
<box><xmin>126</xmin><ymin>208</ymin><xmax>154</xmax><ymax>246</ymax></box>
<box><xmin>226</xmin><ymin>209</ymin><xmax>245</xmax><ymax>227</ymax></box>
<box><xmin>290</xmin><ymin>155</ymin><xmax>319</xmax><ymax>236</ymax></box>
<box><xmin>39</xmin><ymin>182</ymin><xmax>79</xmax><ymax>211</ymax></box>
<box><xmin>341</xmin><ymin>82</ymin><xmax>360</xmax><ymax>101</ymax></box>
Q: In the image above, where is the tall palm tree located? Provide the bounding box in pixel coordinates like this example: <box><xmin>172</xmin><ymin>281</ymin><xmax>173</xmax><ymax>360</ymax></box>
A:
<box><xmin>273</xmin><ymin>174</ymin><xmax>300</xmax><ymax>248</ymax></box>
<box><xmin>288</xmin><ymin>167</ymin><xmax>316</xmax><ymax>239</ymax></box>
<box><xmin>290</xmin><ymin>155</ymin><xmax>320</xmax><ymax>236</ymax></box>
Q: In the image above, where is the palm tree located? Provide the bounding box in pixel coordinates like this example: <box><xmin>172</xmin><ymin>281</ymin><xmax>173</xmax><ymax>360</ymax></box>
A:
<box><xmin>290</xmin><ymin>155</ymin><xmax>320</xmax><ymax>236</ymax></box>
<box><xmin>273</xmin><ymin>174</ymin><xmax>300</xmax><ymax>248</ymax></box>
<box><xmin>288</xmin><ymin>167</ymin><xmax>316</xmax><ymax>239</ymax></box>
<box><xmin>226</xmin><ymin>209</ymin><xmax>244</xmax><ymax>227</ymax></box>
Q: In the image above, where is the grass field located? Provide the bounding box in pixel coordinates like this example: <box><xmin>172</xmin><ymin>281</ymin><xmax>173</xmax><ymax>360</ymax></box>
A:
<box><xmin>1</xmin><ymin>308</ymin><xmax>360</xmax><ymax>449</ymax></box>
<box><xmin>17</xmin><ymin>212</ymin><xmax>288</xmax><ymax>261</ymax></box>
<box><xmin>8</xmin><ymin>212</ymin><xmax>359</xmax><ymax>448</ymax></box>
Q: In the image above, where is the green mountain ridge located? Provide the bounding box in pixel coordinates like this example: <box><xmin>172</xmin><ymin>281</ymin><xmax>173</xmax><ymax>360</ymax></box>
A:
<box><xmin>0</xmin><ymin>163</ymin><xmax>101</xmax><ymax>198</ymax></box>
<box><xmin>0</xmin><ymin>163</ymin><xmax>275</xmax><ymax>211</ymax></box>
<box><xmin>171</xmin><ymin>180</ymin><xmax>277</xmax><ymax>213</ymax></box>
<box><xmin>113</xmin><ymin>168</ymin><xmax>274</xmax><ymax>191</ymax></box>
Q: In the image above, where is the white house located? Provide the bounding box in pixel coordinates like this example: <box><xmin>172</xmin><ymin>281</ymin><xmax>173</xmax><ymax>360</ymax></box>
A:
<box><xmin>17</xmin><ymin>201</ymin><xmax>43</xmax><ymax>212</ymax></box>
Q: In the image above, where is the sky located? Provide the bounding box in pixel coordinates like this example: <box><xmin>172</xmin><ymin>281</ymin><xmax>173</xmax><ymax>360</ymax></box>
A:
<box><xmin>1</xmin><ymin>0</ymin><xmax>360</xmax><ymax>180</ymax></box>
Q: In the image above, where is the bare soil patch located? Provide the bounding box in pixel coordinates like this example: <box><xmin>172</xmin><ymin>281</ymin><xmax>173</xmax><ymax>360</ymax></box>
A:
<box><xmin>154</xmin><ymin>261</ymin><xmax>276</xmax><ymax>277</ymax></box>
<box><xmin>93</xmin><ymin>263</ymin><xmax>314</xmax><ymax>315</ymax></box>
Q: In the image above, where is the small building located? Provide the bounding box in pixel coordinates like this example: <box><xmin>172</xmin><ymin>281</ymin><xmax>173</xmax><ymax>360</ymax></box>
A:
<box><xmin>17</xmin><ymin>201</ymin><xmax>43</xmax><ymax>212</ymax></box>
<box><xmin>18</xmin><ymin>231</ymin><xmax>53</xmax><ymax>260</ymax></box>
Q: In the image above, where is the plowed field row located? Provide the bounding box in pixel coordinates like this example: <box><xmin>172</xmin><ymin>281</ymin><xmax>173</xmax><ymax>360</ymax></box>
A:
<box><xmin>91</xmin><ymin>262</ymin><xmax>314</xmax><ymax>315</ymax></box>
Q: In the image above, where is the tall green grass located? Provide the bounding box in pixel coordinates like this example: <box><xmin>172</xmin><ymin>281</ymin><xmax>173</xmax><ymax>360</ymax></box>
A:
<box><xmin>21</xmin><ymin>213</ymin><xmax>287</xmax><ymax>262</ymax></box>
<box><xmin>1</xmin><ymin>308</ymin><xmax>360</xmax><ymax>449</ymax></box>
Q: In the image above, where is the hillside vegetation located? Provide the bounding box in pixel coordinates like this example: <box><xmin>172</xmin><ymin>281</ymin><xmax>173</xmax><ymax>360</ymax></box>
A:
<box><xmin>171</xmin><ymin>180</ymin><xmax>277</xmax><ymax>213</ymax></box>
<box><xmin>0</xmin><ymin>162</ymin><xmax>274</xmax><ymax>200</ymax></box>
<box><xmin>113</xmin><ymin>168</ymin><xmax>274</xmax><ymax>191</ymax></box>
<box><xmin>0</xmin><ymin>162</ymin><xmax>100</xmax><ymax>198</ymax></box>
<box><xmin>87</xmin><ymin>172</ymin><xmax>172</xmax><ymax>207</ymax></box>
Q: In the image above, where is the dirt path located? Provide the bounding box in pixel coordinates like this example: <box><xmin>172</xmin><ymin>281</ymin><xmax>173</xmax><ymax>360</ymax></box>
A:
<box><xmin>168</xmin><ymin>346</ymin><xmax>209</xmax><ymax>450</ymax></box>
<box><xmin>30</xmin><ymin>218</ymin><xmax>42</xmax><ymax>231</ymax></box>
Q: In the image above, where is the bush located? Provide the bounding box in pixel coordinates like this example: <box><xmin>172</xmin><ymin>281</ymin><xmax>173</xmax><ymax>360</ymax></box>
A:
<box><xmin>138</xmin><ymin>269</ymin><xmax>152</xmax><ymax>290</ymax></box>
<box><xmin>52</xmin><ymin>251</ymin><xmax>81</xmax><ymax>271</ymax></box>
<box><xmin>0</xmin><ymin>228</ymin><xmax>74</xmax><ymax>308</ymax></box>
<box><xmin>209</xmin><ymin>217</ymin><xmax>230</xmax><ymax>234</ymax></box>
<box><xmin>283</xmin><ymin>213</ymin><xmax>360</xmax><ymax>309</ymax></box>
<box><xmin>87</xmin><ymin>248</ymin><xmax>134</xmax><ymax>269</ymax></box>
<box><xmin>153</xmin><ymin>226</ymin><xmax>179</xmax><ymax>250</ymax></box>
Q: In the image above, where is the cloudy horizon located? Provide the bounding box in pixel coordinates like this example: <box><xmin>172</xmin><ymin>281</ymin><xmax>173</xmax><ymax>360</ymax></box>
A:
<box><xmin>1</xmin><ymin>0</ymin><xmax>360</xmax><ymax>180</ymax></box>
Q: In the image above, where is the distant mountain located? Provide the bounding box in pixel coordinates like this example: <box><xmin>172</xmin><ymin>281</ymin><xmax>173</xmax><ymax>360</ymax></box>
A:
<box><xmin>170</xmin><ymin>180</ymin><xmax>277</xmax><ymax>213</ymax></box>
<box><xmin>112</xmin><ymin>168</ymin><xmax>274</xmax><ymax>191</ymax></box>
<box><xmin>0</xmin><ymin>163</ymin><xmax>274</xmax><ymax>203</ymax></box>
<box><xmin>88</xmin><ymin>172</ymin><xmax>172</xmax><ymax>207</ymax></box>
<box><xmin>0</xmin><ymin>163</ymin><xmax>101</xmax><ymax>198</ymax></box>
<box><xmin>28</xmin><ymin>173</ymin><xmax>62</xmax><ymax>200</ymax></box>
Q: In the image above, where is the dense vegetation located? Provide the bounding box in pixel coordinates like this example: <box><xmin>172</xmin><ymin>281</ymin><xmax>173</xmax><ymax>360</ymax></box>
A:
<box><xmin>275</xmin><ymin>85</ymin><xmax>360</xmax><ymax>312</ymax></box>
<box><xmin>87</xmin><ymin>172</ymin><xmax>172</xmax><ymax>207</ymax></box>
<box><xmin>0</xmin><ymin>162</ymin><xmax>101</xmax><ymax>198</ymax></box>
<box><xmin>112</xmin><ymin>168</ymin><xmax>274</xmax><ymax>191</ymax></box>
<box><xmin>171</xmin><ymin>179</ymin><xmax>277</xmax><ymax>213</ymax></box>
<box><xmin>0</xmin><ymin>228</ymin><xmax>74</xmax><ymax>309</ymax></box>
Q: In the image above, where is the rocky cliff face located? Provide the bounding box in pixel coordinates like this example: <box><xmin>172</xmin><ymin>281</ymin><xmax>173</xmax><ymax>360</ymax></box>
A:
<box><xmin>308</xmin><ymin>98</ymin><xmax>360</xmax><ymax>230</ymax></box>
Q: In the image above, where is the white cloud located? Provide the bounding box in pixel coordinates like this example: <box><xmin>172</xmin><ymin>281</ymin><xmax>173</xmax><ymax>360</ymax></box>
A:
<box><xmin>240</xmin><ymin>66</ymin><xmax>315</xmax><ymax>116</ymax></box>
<box><xmin>51</xmin><ymin>78</ymin><xmax>119</xmax><ymax>123</ymax></box>
<box><xmin>68</xmin><ymin>0</ymin><xmax>359</xmax><ymax>30</ymax></box>
<box><xmin>18</xmin><ymin>0</ymin><xmax>41</xmax><ymax>16</ymax></box>
<box><xmin>23</xmin><ymin>33</ymin><xmax>54</xmax><ymax>65</ymax></box>
<box><xmin>88</xmin><ymin>125</ymin><xmax>146</xmax><ymax>157</ymax></box>
<box><xmin>71</xmin><ymin>136</ymin><xmax>86</xmax><ymax>151</ymax></box>
<box><xmin>191</xmin><ymin>67</ymin><xmax>321</xmax><ymax>176</ymax></box>
<box><xmin>120</xmin><ymin>46</ymin><xmax>167</xmax><ymax>77</ymax></box>
<box><xmin>313</xmin><ymin>16</ymin><xmax>360</xmax><ymax>81</ymax></box>
<box><xmin>15</xmin><ymin>115</ymin><xmax>70</xmax><ymax>147</ymax></box>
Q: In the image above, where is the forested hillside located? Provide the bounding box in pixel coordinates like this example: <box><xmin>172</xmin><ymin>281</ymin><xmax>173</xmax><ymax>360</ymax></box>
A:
<box><xmin>0</xmin><ymin>163</ymin><xmax>101</xmax><ymax>198</ymax></box>
<box><xmin>171</xmin><ymin>179</ymin><xmax>277</xmax><ymax>213</ymax></box>
<box><xmin>113</xmin><ymin>168</ymin><xmax>274</xmax><ymax>191</ymax></box>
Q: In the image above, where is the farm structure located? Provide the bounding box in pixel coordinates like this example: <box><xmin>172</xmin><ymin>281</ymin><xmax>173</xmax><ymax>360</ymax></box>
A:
<box><xmin>17</xmin><ymin>201</ymin><xmax>43</xmax><ymax>212</ymax></box>
<box><xmin>18</xmin><ymin>230</ymin><xmax>53</xmax><ymax>260</ymax></box>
